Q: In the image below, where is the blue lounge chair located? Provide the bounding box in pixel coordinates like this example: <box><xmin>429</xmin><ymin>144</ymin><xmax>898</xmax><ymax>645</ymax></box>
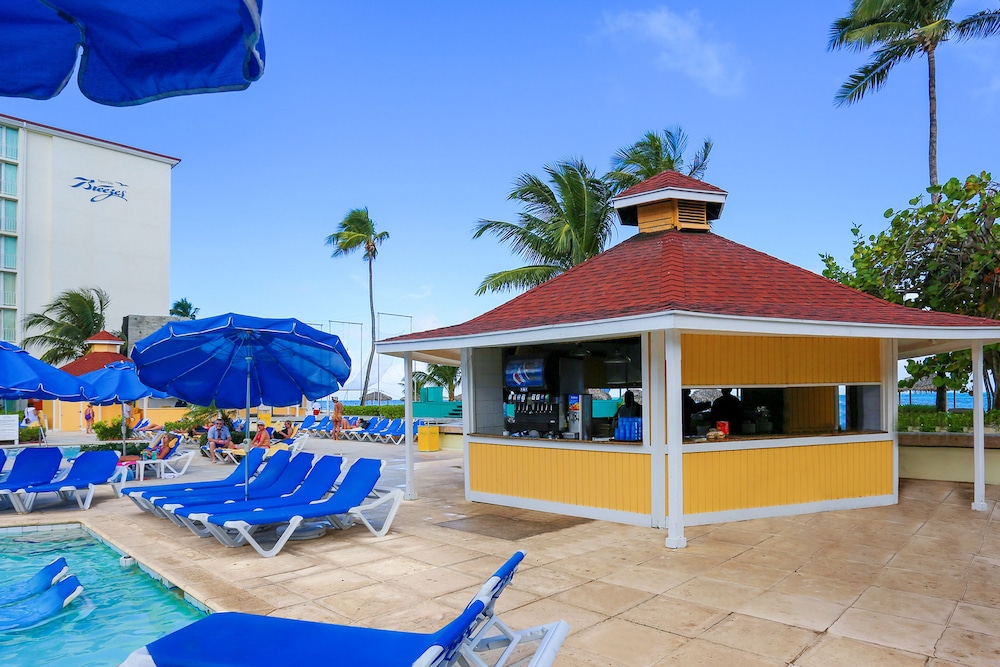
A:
<box><xmin>304</xmin><ymin>415</ymin><xmax>330</xmax><ymax>436</ymax></box>
<box><xmin>0</xmin><ymin>447</ymin><xmax>64</xmax><ymax>510</ymax></box>
<box><xmin>0</xmin><ymin>557</ymin><xmax>68</xmax><ymax>605</ymax></box>
<box><xmin>122</xmin><ymin>448</ymin><xmax>267</xmax><ymax>512</ymax></box>
<box><xmin>296</xmin><ymin>414</ymin><xmax>317</xmax><ymax>432</ymax></box>
<box><xmin>119</xmin><ymin>551</ymin><xmax>569</xmax><ymax>667</ymax></box>
<box><xmin>0</xmin><ymin>575</ymin><xmax>84</xmax><ymax>632</ymax></box>
<box><xmin>366</xmin><ymin>418</ymin><xmax>400</xmax><ymax>442</ymax></box>
<box><xmin>0</xmin><ymin>448</ymin><xmax>7</xmax><ymax>477</ymax></box>
<box><xmin>155</xmin><ymin>452</ymin><xmax>312</xmax><ymax>521</ymax></box>
<box><xmin>197</xmin><ymin>458</ymin><xmax>402</xmax><ymax>557</ymax></box>
<box><xmin>14</xmin><ymin>450</ymin><xmax>120</xmax><ymax>513</ymax></box>
<box><xmin>171</xmin><ymin>456</ymin><xmax>343</xmax><ymax>537</ymax></box>
<box><xmin>346</xmin><ymin>416</ymin><xmax>385</xmax><ymax>441</ymax></box>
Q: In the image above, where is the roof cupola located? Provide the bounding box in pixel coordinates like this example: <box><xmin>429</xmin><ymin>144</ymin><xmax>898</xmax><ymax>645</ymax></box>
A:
<box><xmin>612</xmin><ymin>170</ymin><xmax>728</xmax><ymax>233</ymax></box>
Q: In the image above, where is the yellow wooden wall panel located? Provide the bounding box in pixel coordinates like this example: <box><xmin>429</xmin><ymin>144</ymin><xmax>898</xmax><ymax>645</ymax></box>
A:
<box><xmin>675</xmin><ymin>441</ymin><xmax>893</xmax><ymax>514</ymax></box>
<box><xmin>469</xmin><ymin>442</ymin><xmax>651</xmax><ymax>513</ymax></box>
<box><xmin>785</xmin><ymin>386</ymin><xmax>839</xmax><ymax>434</ymax></box>
<box><xmin>681</xmin><ymin>335</ymin><xmax>881</xmax><ymax>387</ymax></box>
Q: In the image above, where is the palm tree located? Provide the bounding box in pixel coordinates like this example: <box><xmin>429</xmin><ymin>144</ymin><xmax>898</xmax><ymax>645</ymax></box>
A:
<box><xmin>829</xmin><ymin>0</ymin><xmax>1000</xmax><ymax>192</ymax></box>
<box><xmin>473</xmin><ymin>159</ymin><xmax>615</xmax><ymax>294</ymax></box>
<box><xmin>169</xmin><ymin>298</ymin><xmax>199</xmax><ymax>319</ymax></box>
<box><xmin>22</xmin><ymin>286</ymin><xmax>110</xmax><ymax>364</ymax></box>
<box><xmin>607</xmin><ymin>126</ymin><xmax>713</xmax><ymax>194</ymax></box>
<box><xmin>412</xmin><ymin>364</ymin><xmax>462</xmax><ymax>401</ymax></box>
<box><xmin>325</xmin><ymin>208</ymin><xmax>389</xmax><ymax>406</ymax></box>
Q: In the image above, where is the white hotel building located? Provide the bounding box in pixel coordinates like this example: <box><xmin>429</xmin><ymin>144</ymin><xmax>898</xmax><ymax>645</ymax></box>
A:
<box><xmin>0</xmin><ymin>113</ymin><xmax>178</xmax><ymax>345</ymax></box>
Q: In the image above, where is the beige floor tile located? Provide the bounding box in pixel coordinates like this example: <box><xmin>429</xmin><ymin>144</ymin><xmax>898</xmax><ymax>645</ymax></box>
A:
<box><xmin>264</xmin><ymin>601</ymin><xmax>352</xmax><ymax>624</ymax></box>
<box><xmin>794</xmin><ymin>556</ymin><xmax>883</xmax><ymax>586</ymax></box>
<box><xmin>346</xmin><ymin>554</ymin><xmax>436</xmax><ymax>580</ymax></box>
<box><xmin>821</xmin><ymin>541</ymin><xmax>897</xmax><ymax>566</ymax></box>
<box><xmin>641</xmin><ymin>552</ymin><xmax>730</xmax><ymax>573</ymax></box>
<box><xmin>566</xmin><ymin>618</ymin><xmax>687</xmax><ymax>667</ymax></box>
<box><xmin>887</xmin><ymin>551</ymin><xmax>973</xmax><ymax>578</ymax></box>
<box><xmin>794</xmin><ymin>634</ymin><xmax>929</xmax><ymax>667</ymax></box>
<box><xmin>951</xmin><ymin>602</ymin><xmax>1000</xmax><ymax>638</ymax></box>
<box><xmin>934</xmin><ymin>627</ymin><xmax>1000</xmax><ymax>667</ymax></box>
<box><xmin>510</xmin><ymin>565</ymin><xmax>591</xmax><ymax>597</ymax></box>
<box><xmin>771</xmin><ymin>572</ymin><xmax>868</xmax><ymax>606</ymax></box>
<box><xmin>700</xmin><ymin>613</ymin><xmax>818</xmax><ymax>662</ymax></box>
<box><xmin>736</xmin><ymin>591</ymin><xmax>848</xmax><ymax>632</ymax></box>
<box><xmin>651</xmin><ymin>638</ymin><xmax>785</xmax><ymax>667</ymax></box>
<box><xmin>854</xmin><ymin>586</ymin><xmax>956</xmax><ymax>624</ymax></box>
<box><xmin>319</xmin><ymin>582</ymin><xmax>428</xmax><ymax>622</ymax></box>
<box><xmin>917</xmin><ymin>520</ymin><xmax>987</xmax><ymax>544</ymax></box>
<box><xmin>279</xmin><ymin>567</ymin><xmax>376</xmax><ymax>597</ymax></box>
<box><xmin>962</xmin><ymin>578</ymin><xmax>1000</xmax><ymax>608</ymax></box>
<box><xmin>502</xmin><ymin>597</ymin><xmax>607</xmax><ymax>635</ymax></box>
<box><xmin>901</xmin><ymin>534</ymin><xmax>981</xmax><ymax>558</ymax></box>
<box><xmin>755</xmin><ymin>534</ymin><xmax>836</xmax><ymax>556</ymax></box>
<box><xmin>828</xmin><ymin>608</ymin><xmax>944</xmax><ymax>655</ymax></box>
<box><xmin>696</xmin><ymin>526</ymin><xmax>772</xmax><ymax>546</ymax></box>
<box><xmin>876</xmin><ymin>567</ymin><xmax>968</xmax><ymax>600</ymax></box>
<box><xmin>663</xmin><ymin>576</ymin><xmax>764</xmax><ymax>611</ymax></box>
<box><xmin>621</xmin><ymin>596</ymin><xmax>728</xmax><ymax>638</ymax></box>
<box><xmin>553</xmin><ymin>644</ymin><xmax>634</xmax><ymax>666</ymax></box>
<box><xmin>245</xmin><ymin>583</ymin><xmax>310</xmax><ymax>609</ymax></box>
<box><xmin>731</xmin><ymin>547</ymin><xmax>812</xmax><ymax>571</ymax></box>
<box><xmin>552</xmin><ymin>580</ymin><xmax>652</xmax><ymax>616</ymax></box>
<box><xmin>598</xmin><ymin>564</ymin><xmax>697</xmax><ymax>594</ymax></box>
<box><xmin>701</xmin><ymin>561</ymin><xmax>790</xmax><ymax>589</ymax></box>
<box><xmin>390</xmin><ymin>565</ymin><xmax>484</xmax><ymax>598</ymax></box>
<box><xmin>403</xmin><ymin>543</ymin><xmax>487</xmax><ymax>566</ymax></box>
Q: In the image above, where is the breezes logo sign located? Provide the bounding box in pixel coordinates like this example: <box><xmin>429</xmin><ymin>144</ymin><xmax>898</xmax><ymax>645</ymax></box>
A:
<box><xmin>70</xmin><ymin>177</ymin><xmax>128</xmax><ymax>202</ymax></box>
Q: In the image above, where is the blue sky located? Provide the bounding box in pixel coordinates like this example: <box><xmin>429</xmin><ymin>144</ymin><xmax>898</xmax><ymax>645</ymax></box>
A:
<box><xmin>3</xmin><ymin>2</ymin><xmax>999</xmax><ymax>390</ymax></box>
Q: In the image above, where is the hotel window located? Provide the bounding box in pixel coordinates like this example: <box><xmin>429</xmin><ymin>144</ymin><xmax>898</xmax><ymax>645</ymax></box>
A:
<box><xmin>0</xmin><ymin>199</ymin><xmax>14</xmax><ymax>233</ymax></box>
<box><xmin>0</xmin><ymin>163</ymin><xmax>15</xmax><ymax>196</ymax></box>
<box><xmin>1</xmin><ymin>309</ymin><xmax>15</xmax><ymax>342</ymax></box>
<box><xmin>1</xmin><ymin>237</ymin><xmax>14</xmax><ymax>270</ymax></box>
<box><xmin>1</xmin><ymin>272</ymin><xmax>13</xmax><ymax>307</ymax></box>
<box><xmin>0</xmin><ymin>127</ymin><xmax>16</xmax><ymax>160</ymax></box>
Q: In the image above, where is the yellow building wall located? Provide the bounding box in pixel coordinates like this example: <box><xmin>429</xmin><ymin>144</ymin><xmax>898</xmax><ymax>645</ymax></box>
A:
<box><xmin>469</xmin><ymin>442</ymin><xmax>651</xmax><ymax>514</ymax></box>
<box><xmin>681</xmin><ymin>335</ymin><xmax>881</xmax><ymax>386</ymax></box>
<box><xmin>784</xmin><ymin>386</ymin><xmax>840</xmax><ymax>435</ymax></box>
<box><xmin>676</xmin><ymin>440</ymin><xmax>894</xmax><ymax>514</ymax></box>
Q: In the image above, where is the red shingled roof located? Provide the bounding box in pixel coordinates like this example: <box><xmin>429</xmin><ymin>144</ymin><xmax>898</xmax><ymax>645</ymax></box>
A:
<box><xmin>85</xmin><ymin>330</ymin><xmax>124</xmax><ymax>344</ymax></box>
<box><xmin>616</xmin><ymin>171</ymin><xmax>726</xmax><ymax>199</ymax></box>
<box><xmin>391</xmin><ymin>230</ymin><xmax>1000</xmax><ymax>342</ymax></box>
<box><xmin>60</xmin><ymin>351</ymin><xmax>130</xmax><ymax>376</ymax></box>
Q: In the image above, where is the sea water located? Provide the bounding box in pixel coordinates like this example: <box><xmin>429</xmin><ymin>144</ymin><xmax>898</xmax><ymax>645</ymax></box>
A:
<box><xmin>0</xmin><ymin>526</ymin><xmax>205</xmax><ymax>667</ymax></box>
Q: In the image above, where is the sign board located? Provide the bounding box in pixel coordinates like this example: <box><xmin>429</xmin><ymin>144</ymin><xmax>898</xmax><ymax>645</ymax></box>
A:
<box><xmin>0</xmin><ymin>414</ymin><xmax>19</xmax><ymax>444</ymax></box>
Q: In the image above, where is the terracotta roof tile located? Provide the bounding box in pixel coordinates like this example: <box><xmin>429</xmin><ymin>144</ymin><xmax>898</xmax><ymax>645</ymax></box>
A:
<box><xmin>60</xmin><ymin>351</ymin><xmax>130</xmax><ymax>376</ymax></box>
<box><xmin>390</xmin><ymin>230</ymin><xmax>1000</xmax><ymax>342</ymax></box>
<box><xmin>615</xmin><ymin>170</ymin><xmax>726</xmax><ymax>199</ymax></box>
<box><xmin>85</xmin><ymin>330</ymin><xmax>124</xmax><ymax>343</ymax></box>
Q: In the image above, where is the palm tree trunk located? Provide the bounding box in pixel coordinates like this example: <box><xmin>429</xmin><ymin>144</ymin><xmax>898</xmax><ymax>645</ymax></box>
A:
<box><xmin>360</xmin><ymin>256</ymin><xmax>376</xmax><ymax>406</ymax></box>
<box><xmin>927</xmin><ymin>45</ymin><xmax>939</xmax><ymax>201</ymax></box>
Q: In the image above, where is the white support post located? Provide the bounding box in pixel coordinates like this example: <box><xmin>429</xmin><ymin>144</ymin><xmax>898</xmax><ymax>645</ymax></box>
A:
<box><xmin>403</xmin><ymin>351</ymin><xmax>417</xmax><ymax>501</ymax></box>
<box><xmin>972</xmin><ymin>342</ymin><xmax>987</xmax><ymax>511</ymax></box>
<box><xmin>461</xmin><ymin>348</ymin><xmax>473</xmax><ymax>500</ymax></box>
<box><xmin>647</xmin><ymin>331</ymin><xmax>666</xmax><ymax>528</ymax></box>
<box><xmin>665</xmin><ymin>329</ymin><xmax>686</xmax><ymax>548</ymax></box>
<box><xmin>882</xmin><ymin>339</ymin><xmax>899</xmax><ymax>502</ymax></box>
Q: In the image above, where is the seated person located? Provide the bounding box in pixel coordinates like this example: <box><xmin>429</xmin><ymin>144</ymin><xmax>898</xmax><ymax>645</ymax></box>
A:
<box><xmin>250</xmin><ymin>421</ymin><xmax>271</xmax><ymax>449</ymax></box>
<box><xmin>710</xmin><ymin>388</ymin><xmax>743</xmax><ymax>435</ymax></box>
<box><xmin>21</xmin><ymin>405</ymin><xmax>39</xmax><ymax>427</ymax></box>
<box><xmin>141</xmin><ymin>432</ymin><xmax>176</xmax><ymax>460</ymax></box>
<box><xmin>272</xmin><ymin>420</ymin><xmax>295</xmax><ymax>440</ymax></box>
<box><xmin>206</xmin><ymin>419</ymin><xmax>236</xmax><ymax>463</ymax></box>
<box><xmin>613</xmin><ymin>390</ymin><xmax>642</xmax><ymax>431</ymax></box>
<box><xmin>136</xmin><ymin>420</ymin><xmax>164</xmax><ymax>433</ymax></box>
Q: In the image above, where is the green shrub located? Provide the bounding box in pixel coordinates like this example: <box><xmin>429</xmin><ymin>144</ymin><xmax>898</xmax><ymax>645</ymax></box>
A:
<box><xmin>18</xmin><ymin>426</ymin><xmax>42</xmax><ymax>442</ymax></box>
<box><xmin>344</xmin><ymin>405</ymin><xmax>404</xmax><ymax>419</ymax></box>
<box><xmin>916</xmin><ymin>412</ymin><xmax>948</xmax><ymax>432</ymax></box>
<box><xmin>896</xmin><ymin>412</ymin><xmax>919</xmax><ymax>431</ymax></box>
<box><xmin>93</xmin><ymin>417</ymin><xmax>134</xmax><ymax>441</ymax></box>
<box><xmin>946</xmin><ymin>411</ymin><xmax>972</xmax><ymax>433</ymax></box>
<box><xmin>82</xmin><ymin>442</ymin><xmax>144</xmax><ymax>456</ymax></box>
<box><xmin>987</xmin><ymin>409</ymin><xmax>1000</xmax><ymax>429</ymax></box>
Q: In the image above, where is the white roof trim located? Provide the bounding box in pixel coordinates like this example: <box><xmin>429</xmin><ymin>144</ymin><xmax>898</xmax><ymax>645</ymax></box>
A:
<box><xmin>377</xmin><ymin>309</ymin><xmax>1000</xmax><ymax>360</ymax></box>
<box><xmin>613</xmin><ymin>187</ymin><xmax>728</xmax><ymax>211</ymax></box>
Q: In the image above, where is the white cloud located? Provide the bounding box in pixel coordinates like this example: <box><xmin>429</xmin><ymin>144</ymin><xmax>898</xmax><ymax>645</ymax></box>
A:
<box><xmin>602</xmin><ymin>7</ymin><xmax>744</xmax><ymax>96</ymax></box>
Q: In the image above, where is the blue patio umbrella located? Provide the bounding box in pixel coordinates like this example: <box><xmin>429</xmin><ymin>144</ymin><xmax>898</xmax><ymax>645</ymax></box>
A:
<box><xmin>0</xmin><ymin>341</ymin><xmax>96</xmax><ymax>402</ymax></box>
<box><xmin>79</xmin><ymin>360</ymin><xmax>169</xmax><ymax>453</ymax></box>
<box><xmin>132</xmin><ymin>314</ymin><xmax>351</xmax><ymax>499</ymax></box>
<box><xmin>0</xmin><ymin>0</ymin><xmax>265</xmax><ymax>106</ymax></box>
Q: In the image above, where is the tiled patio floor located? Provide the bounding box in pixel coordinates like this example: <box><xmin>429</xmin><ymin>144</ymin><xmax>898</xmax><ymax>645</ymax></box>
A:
<box><xmin>4</xmin><ymin>435</ymin><xmax>1000</xmax><ymax>666</ymax></box>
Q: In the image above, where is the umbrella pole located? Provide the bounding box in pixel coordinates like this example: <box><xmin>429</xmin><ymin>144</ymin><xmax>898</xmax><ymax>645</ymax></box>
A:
<box><xmin>120</xmin><ymin>404</ymin><xmax>127</xmax><ymax>456</ymax></box>
<box><xmin>244</xmin><ymin>360</ymin><xmax>252</xmax><ymax>501</ymax></box>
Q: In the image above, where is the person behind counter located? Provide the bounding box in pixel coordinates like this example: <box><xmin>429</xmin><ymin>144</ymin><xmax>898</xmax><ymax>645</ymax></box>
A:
<box><xmin>682</xmin><ymin>389</ymin><xmax>710</xmax><ymax>436</ymax></box>
<box><xmin>613</xmin><ymin>390</ymin><xmax>642</xmax><ymax>432</ymax></box>
<box><xmin>710</xmin><ymin>388</ymin><xmax>743</xmax><ymax>435</ymax></box>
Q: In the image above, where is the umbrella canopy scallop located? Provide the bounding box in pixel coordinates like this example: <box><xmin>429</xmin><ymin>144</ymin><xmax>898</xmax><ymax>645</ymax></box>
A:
<box><xmin>131</xmin><ymin>314</ymin><xmax>352</xmax><ymax>409</ymax></box>
<box><xmin>0</xmin><ymin>341</ymin><xmax>96</xmax><ymax>401</ymax></box>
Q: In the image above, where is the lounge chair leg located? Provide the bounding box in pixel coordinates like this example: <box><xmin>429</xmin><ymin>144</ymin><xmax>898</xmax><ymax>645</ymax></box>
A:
<box><xmin>349</xmin><ymin>488</ymin><xmax>404</xmax><ymax>538</ymax></box>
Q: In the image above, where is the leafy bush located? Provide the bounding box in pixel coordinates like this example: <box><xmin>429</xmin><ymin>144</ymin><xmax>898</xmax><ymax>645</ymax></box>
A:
<box><xmin>987</xmin><ymin>409</ymin><xmax>1000</xmax><ymax>429</ymax></box>
<box><xmin>344</xmin><ymin>405</ymin><xmax>404</xmax><ymax>419</ymax></box>
<box><xmin>947</xmin><ymin>411</ymin><xmax>972</xmax><ymax>433</ymax></box>
<box><xmin>82</xmin><ymin>442</ymin><xmax>144</xmax><ymax>456</ymax></box>
<box><xmin>93</xmin><ymin>417</ymin><xmax>133</xmax><ymax>441</ymax></box>
<box><xmin>18</xmin><ymin>426</ymin><xmax>42</xmax><ymax>442</ymax></box>
<box><xmin>896</xmin><ymin>412</ymin><xmax>919</xmax><ymax>431</ymax></box>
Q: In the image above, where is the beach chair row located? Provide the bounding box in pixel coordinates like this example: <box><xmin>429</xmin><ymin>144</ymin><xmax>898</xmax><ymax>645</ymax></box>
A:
<box><xmin>342</xmin><ymin>417</ymin><xmax>425</xmax><ymax>443</ymax></box>
<box><xmin>121</xmin><ymin>449</ymin><xmax>403</xmax><ymax>558</ymax></box>
<box><xmin>0</xmin><ymin>448</ymin><xmax>121</xmax><ymax>514</ymax></box>
<box><xmin>121</xmin><ymin>550</ymin><xmax>569</xmax><ymax>667</ymax></box>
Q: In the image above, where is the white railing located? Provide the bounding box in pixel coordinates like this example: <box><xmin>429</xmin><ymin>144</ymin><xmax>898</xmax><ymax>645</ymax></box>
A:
<box><xmin>1</xmin><ymin>145</ymin><xmax>15</xmax><ymax>160</ymax></box>
<box><xmin>1</xmin><ymin>328</ymin><xmax>15</xmax><ymax>342</ymax></box>
<box><xmin>0</xmin><ymin>181</ymin><xmax>14</xmax><ymax>196</ymax></box>
<box><xmin>0</xmin><ymin>254</ymin><xmax>13</xmax><ymax>270</ymax></box>
<box><xmin>2</xmin><ymin>291</ymin><xmax>14</xmax><ymax>306</ymax></box>
<box><xmin>0</xmin><ymin>217</ymin><xmax>13</xmax><ymax>233</ymax></box>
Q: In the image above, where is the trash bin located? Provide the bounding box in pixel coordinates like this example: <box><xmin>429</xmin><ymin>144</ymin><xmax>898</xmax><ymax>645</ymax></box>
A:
<box><xmin>417</xmin><ymin>425</ymin><xmax>440</xmax><ymax>452</ymax></box>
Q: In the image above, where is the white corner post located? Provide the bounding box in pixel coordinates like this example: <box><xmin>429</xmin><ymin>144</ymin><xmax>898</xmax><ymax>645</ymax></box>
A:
<box><xmin>665</xmin><ymin>328</ymin><xmax>686</xmax><ymax>548</ymax></box>
<box><xmin>403</xmin><ymin>351</ymin><xmax>417</xmax><ymax>501</ymax></box>
<box><xmin>972</xmin><ymin>341</ymin><xmax>987</xmax><ymax>511</ymax></box>
<box><xmin>647</xmin><ymin>331</ymin><xmax>666</xmax><ymax>528</ymax></box>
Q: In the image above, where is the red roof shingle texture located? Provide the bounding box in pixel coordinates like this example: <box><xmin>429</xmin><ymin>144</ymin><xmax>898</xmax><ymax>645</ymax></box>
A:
<box><xmin>615</xmin><ymin>171</ymin><xmax>727</xmax><ymax>199</ymax></box>
<box><xmin>85</xmin><ymin>330</ymin><xmax>124</xmax><ymax>343</ymax></box>
<box><xmin>60</xmin><ymin>351</ymin><xmax>130</xmax><ymax>376</ymax></box>
<box><xmin>391</xmin><ymin>230</ymin><xmax>1000</xmax><ymax>343</ymax></box>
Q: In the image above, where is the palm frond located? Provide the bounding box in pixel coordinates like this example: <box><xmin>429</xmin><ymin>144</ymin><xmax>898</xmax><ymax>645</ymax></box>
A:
<box><xmin>474</xmin><ymin>265</ymin><xmax>565</xmax><ymax>295</ymax></box>
<box><xmin>834</xmin><ymin>42</ymin><xmax>919</xmax><ymax>106</ymax></box>
<box><xmin>953</xmin><ymin>10</ymin><xmax>1000</xmax><ymax>40</ymax></box>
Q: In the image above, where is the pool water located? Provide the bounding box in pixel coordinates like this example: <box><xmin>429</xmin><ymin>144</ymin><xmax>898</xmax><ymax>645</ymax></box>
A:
<box><xmin>0</xmin><ymin>526</ymin><xmax>205</xmax><ymax>667</ymax></box>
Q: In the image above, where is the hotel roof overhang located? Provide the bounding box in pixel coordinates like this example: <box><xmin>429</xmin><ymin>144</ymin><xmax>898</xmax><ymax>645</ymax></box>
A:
<box><xmin>378</xmin><ymin>309</ymin><xmax>1000</xmax><ymax>364</ymax></box>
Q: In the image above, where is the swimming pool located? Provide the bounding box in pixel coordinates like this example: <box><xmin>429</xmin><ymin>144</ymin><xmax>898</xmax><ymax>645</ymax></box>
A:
<box><xmin>0</xmin><ymin>525</ymin><xmax>205</xmax><ymax>667</ymax></box>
